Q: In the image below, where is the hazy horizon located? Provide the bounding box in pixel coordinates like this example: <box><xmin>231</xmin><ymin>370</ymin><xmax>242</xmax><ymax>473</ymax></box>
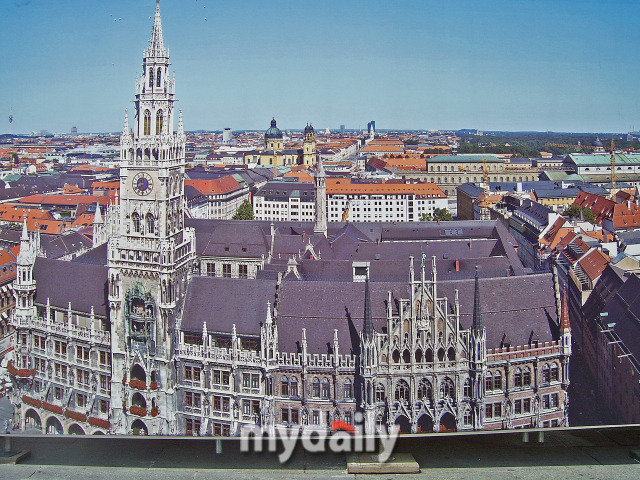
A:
<box><xmin>2</xmin><ymin>0</ymin><xmax>639</xmax><ymax>135</ymax></box>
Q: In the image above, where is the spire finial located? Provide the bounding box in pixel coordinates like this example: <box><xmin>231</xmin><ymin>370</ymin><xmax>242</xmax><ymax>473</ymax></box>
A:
<box><xmin>473</xmin><ymin>264</ymin><xmax>483</xmax><ymax>333</ymax></box>
<box><xmin>560</xmin><ymin>286</ymin><xmax>570</xmax><ymax>332</ymax></box>
<box><xmin>363</xmin><ymin>275</ymin><xmax>374</xmax><ymax>339</ymax></box>
<box><xmin>178</xmin><ymin>109</ymin><xmax>184</xmax><ymax>135</ymax></box>
<box><xmin>93</xmin><ymin>201</ymin><xmax>103</xmax><ymax>224</ymax></box>
<box><xmin>146</xmin><ymin>0</ymin><xmax>166</xmax><ymax>58</ymax></box>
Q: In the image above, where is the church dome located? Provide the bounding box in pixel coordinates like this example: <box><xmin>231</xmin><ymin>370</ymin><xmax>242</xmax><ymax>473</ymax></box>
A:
<box><xmin>265</xmin><ymin>118</ymin><xmax>283</xmax><ymax>139</ymax></box>
<box><xmin>593</xmin><ymin>137</ymin><xmax>604</xmax><ymax>147</ymax></box>
<box><xmin>304</xmin><ymin>123</ymin><xmax>314</xmax><ymax>134</ymax></box>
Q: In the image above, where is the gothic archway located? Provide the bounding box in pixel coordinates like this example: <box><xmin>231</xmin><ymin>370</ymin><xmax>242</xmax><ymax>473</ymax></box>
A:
<box><xmin>439</xmin><ymin>412</ymin><xmax>457</xmax><ymax>432</ymax></box>
<box><xmin>25</xmin><ymin>408</ymin><xmax>41</xmax><ymax>429</ymax></box>
<box><xmin>131</xmin><ymin>419</ymin><xmax>148</xmax><ymax>436</ymax></box>
<box><xmin>131</xmin><ymin>364</ymin><xmax>146</xmax><ymax>383</ymax></box>
<box><xmin>394</xmin><ymin>415</ymin><xmax>411</xmax><ymax>434</ymax></box>
<box><xmin>68</xmin><ymin>423</ymin><xmax>85</xmax><ymax>435</ymax></box>
<box><xmin>45</xmin><ymin>416</ymin><xmax>63</xmax><ymax>435</ymax></box>
<box><xmin>417</xmin><ymin>414</ymin><xmax>434</xmax><ymax>433</ymax></box>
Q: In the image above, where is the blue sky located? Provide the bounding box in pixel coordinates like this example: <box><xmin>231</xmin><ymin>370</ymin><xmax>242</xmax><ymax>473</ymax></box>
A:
<box><xmin>1</xmin><ymin>0</ymin><xmax>639</xmax><ymax>134</ymax></box>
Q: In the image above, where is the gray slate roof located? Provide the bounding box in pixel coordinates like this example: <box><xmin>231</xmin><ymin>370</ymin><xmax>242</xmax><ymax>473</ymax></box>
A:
<box><xmin>33</xmin><ymin>257</ymin><xmax>108</xmax><ymax>317</ymax></box>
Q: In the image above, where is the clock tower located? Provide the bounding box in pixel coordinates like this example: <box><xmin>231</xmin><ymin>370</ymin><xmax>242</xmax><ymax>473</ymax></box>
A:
<box><xmin>107</xmin><ymin>0</ymin><xmax>195</xmax><ymax>435</ymax></box>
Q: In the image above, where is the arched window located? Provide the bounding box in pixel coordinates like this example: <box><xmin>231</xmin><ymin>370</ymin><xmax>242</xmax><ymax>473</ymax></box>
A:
<box><xmin>485</xmin><ymin>372</ymin><xmax>493</xmax><ymax>392</ymax></box>
<box><xmin>425</xmin><ymin>348</ymin><xmax>433</xmax><ymax>363</ymax></box>
<box><xmin>156</xmin><ymin>110</ymin><xmax>163</xmax><ymax>135</ymax></box>
<box><xmin>312</xmin><ymin>377</ymin><xmax>320</xmax><ymax>397</ymax></box>
<box><xmin>156</xmin><ymin>68</ymin><xmax>161</xmax><ymax>87</ymax></box>
<box><xmin>440</xmin><ymin>377</ymin><xmax>455</xmax><ymax>399</ymax></box>
<box><xmin>523</xmin><ymin>366</ymin><xmax>531</xmax><ymax>386</ymax></box>
<box><xmin>550</xmin><ymin>363</ymin><xmax>559</xmax><ymax>382</ymax></box>
<box><xmin>542</xmin><ymin>364</ymin><xmax>550</xmax><ymax>383</ymax></box>
<box><xmin>447</xmin><ymin>347</ymin><xmax>455</xmax><ymax>361</ymax></box>
<box><xmin>494</xmin><ymin>371</ymin><xmax>502</xmax><ymax>390</ymax></box>
<box><xmin>290</xmin><ymin>376</ymin><xmax>298</xmax><ymax>397</ymax></box>
<box><xmin>132</xmin><ymin>212</ymin><xmax>141</xmax><ymax>233</ymax></box>
<box><xmin>343</xmin><ymin>378</ymin><xmax>352</xmax><ymax>399</ymax></box>
<box><xmin>375</xmin><ymin>383</ymin><xmax>385</xmax><ymax>402</ymax></box>
<box><xmin>417</xmin><ymin>379</ymin><xmax>432</xmax><ymax>401</ymax></box>
<box><xmin>415</xmin><ymin>349</ymin><xmax>423</xmax><ymax>362</ymax></box>
<box><xmin>281</xmin><ymin>375</ymin><xmax>289</xmax><ymax>396</ymax></box>
<box><xmin>402</xmin><ymin>349</ymin><xmax>410</xmax><ymax>363</ymax></box>
<box><xmin>392</xmin><ymin>350</ymin><xmax>400</xmax><ymax>363</ymax></box>
<box><xmin>514</xmin><ymin>368</ymin><xmax>523</xmax><ymax>387</ymax></box>
<box><xmin>321</xmin><ymin>378</ymin><xmax>331</xmax><ymax>398</ymax></box>
<box><xmin>148</xmin><ymin>68</ymin><xmax>153</xmax><ymax>88</ymax></box>
<box><xmin>143</xmin><ymin>110</ymin><xmax>151</xmax><ymax>136</ymax></box>
<box><xmin>463</xmin><ymin>378</ymin><xmax>471</xmax><ymax>398</ymax></box>
<box><xmin>437</xmin><ymin>348</ymin><xmax>445</xmax><ymax>362</ymax></box>
<box><xmin>146</xmin><ymin>213</ymin><xmax>155</xmax><ymax>235</ymax></box>
<box><xmin>395</xmin><ymin>380</ymin><xmax>410</xmax><ymax>403</ymax></box>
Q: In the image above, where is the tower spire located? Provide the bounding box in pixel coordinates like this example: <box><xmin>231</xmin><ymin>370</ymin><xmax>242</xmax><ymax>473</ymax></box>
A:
<box><xmin>146</xmin><ymin>0</ymin><xmax>166</xmax><ymax>58</ymax></box>
<box><xmin>560</xmin><ymin>286</ymin><xmax>570</xmax><ymax>332</ymax></box>
<box><xmin>473</xmin><ymin>265</ymin><xmax>482</xmax><ymax>333</ymax></box>
<box><xmin>93</xmin><ymin>202</ymin><xmax>103</xmax><ymax>224</ymax></box>
<box><xmin>21</xmin><ymin>215</ymin><xmax>28</xmax><ymax>242</ymax></box>
<box><xmin>363</xmin><ymin>276</ymin><xmax>374</xmax><ymax>339</ymax></box>
<box><xmin>313</xmin><ymin>155</ymin><xmax>327</xmax><ymax>237</ymax></box>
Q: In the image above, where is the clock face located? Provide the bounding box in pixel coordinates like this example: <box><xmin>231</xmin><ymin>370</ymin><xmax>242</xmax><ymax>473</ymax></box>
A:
<box><xmin>132</xmin><ymin>172</ymin><xmax>153</xmax><ymax>196</ymax></box>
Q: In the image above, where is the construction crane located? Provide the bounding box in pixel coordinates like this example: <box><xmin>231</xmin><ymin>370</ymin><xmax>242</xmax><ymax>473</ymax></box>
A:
<box><xmin>341</xmin><ymin>200</ymin><xmax>351</xmax><ymax>222</ymax></box>
<box><xmin>482</xmin><ymin>157</ymin><xmax>489</xmax><ymax>185</ymax></box>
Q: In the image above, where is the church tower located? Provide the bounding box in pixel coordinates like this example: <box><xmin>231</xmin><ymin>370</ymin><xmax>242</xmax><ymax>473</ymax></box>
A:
<box><xmin>302</xmin><ymin>123</ymin><xmax>316</xmax><ymax>167</ymax></box>
<box><xmin>313</xmin><ymin>155</ymin><xmax>327</xmax><ymax>236</ymax></box>
<box><xmin>107</xmin><ymin>0</ymin><xmax>195</xmax><ymax>435</ymax></box>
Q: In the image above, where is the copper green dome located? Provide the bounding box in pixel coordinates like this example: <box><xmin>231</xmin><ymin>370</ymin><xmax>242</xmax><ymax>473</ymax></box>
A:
<box><xmin>265</xmin><ymin>118</ymin><xmax>283</xmax><ymax>139</ymax></box>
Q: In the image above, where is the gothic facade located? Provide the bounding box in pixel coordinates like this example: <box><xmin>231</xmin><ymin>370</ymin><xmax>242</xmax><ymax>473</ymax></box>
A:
<box><xmin>7</xmin><ymin>3</ymin><xmax>571</xmax><ymax>437</ymax></box>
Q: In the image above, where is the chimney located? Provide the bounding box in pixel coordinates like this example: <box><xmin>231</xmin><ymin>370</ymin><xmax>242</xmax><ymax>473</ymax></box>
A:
<box><xmin>455</xmin><ymin>259</ymin><xmax>460</xmax><ymax>272</ymax></box>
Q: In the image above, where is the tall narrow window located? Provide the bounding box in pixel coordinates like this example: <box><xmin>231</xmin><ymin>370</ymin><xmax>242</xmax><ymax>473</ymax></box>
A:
<box><xmin>395</xmin><ymin>380</ymin><xmax>410</xmax><ymax>403</ymax></box>
<box><xmin>132</xmin><ymin>212</ymin><xmax>141</xmax><ymax>233</ymax></box>
<box><xmin>156</xmin><ymin>68</ymin><xmax>161</xmax><ymax>87</ymax></box>
<box><xmin>146</xmin><ymin>213</ymin><xmax>155</xmax><ymax>235</ymax></box>
<box><xmin>149</xmin><ymin>68</ymin><xmax>153</xmax><ymax>87</ymax></box>
<box><xmin>156</xmin><ymin>110</ymin><xmax>163</xmax><ymax>135</ymax></box>
<box><xmin>143</xmin><ymin>110</ymin><xmax>151</xmax><ymax>136</ymax></box>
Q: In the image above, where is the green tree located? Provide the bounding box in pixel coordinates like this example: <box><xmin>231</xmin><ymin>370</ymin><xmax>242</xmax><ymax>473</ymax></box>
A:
<box><xmin>232</xmin><ymin>199</ymin><xmax>254</xmax><ymax>220</ymax></box>
<box><xmin>563</xmin><ymin>204</ymin><xmax>582</xmax><ymax>218</ymax></box>
<box><xmin>563</xmin><ymin>204</ymin><xmax>597</xmax><ymax>224</ymax></box>
<box><xmin>433</xmin><ymin>208</ymin><xmax>453</xmax><ymax>221</ymax></box>
<box><xmin>582</xmin><ymin>207</ymin><xmax>596</xmax><ymax>224</ymax></box>
<box><xmin>420</xmin><ymin>208</ymin><xmax>453</xmax><ymax>222</ymax></box>
<box><xmin>10</xmin><ymin>152</ymin><xmax>19</xmax><ymax>164</ymax></box>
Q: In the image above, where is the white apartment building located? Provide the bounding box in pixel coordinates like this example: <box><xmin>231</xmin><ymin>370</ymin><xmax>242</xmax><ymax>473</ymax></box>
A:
<box><xmin>254</xmin><ymin>179</ymin><xmax>449</xmax><ymax>223</ymax></box>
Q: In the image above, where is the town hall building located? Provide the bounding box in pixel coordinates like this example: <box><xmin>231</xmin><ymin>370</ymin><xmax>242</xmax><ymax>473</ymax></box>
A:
<box><xmin>7</xmin><ymin>2</ymin><xmax>571</xmax><ymax>437</ymax></box>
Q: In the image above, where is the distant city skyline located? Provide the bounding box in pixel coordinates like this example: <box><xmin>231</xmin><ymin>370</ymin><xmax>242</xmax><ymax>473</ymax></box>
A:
<box><xmin>2</xmin><ymin>0</ymin><xmax>639</xmax><ymax>135</ymax></box>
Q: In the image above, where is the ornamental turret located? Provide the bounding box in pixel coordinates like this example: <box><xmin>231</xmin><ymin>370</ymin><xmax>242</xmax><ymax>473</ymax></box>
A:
<box><xmin>13</xmin><ymin>218</ymin><xmax>37</xmax><ymax>322</ymax></box>
<box><xmin>313</xmin><ymin>155</ymin><xmax>327</xmax><ymax>237</ymax></box>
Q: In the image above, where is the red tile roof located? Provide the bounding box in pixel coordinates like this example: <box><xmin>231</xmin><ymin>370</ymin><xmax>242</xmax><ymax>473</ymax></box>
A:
<box><xmin>573</xmin><ymin>191</ymin><xmax>615</xmax><ymax>224</ymax></box>
<box><xmin>186</xmin><ymin>175</ymin><xmax>242</xmax><ymax>195</ymax></box>
<box><xmin>326</xmin><ymin>179</ymin><xmax>445</xmax><ymax>197</ymax></box>
<box><xmin>577</xmin><ymin>249</ymin><xmax>610</xmax><ymax>281</ymax></box>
